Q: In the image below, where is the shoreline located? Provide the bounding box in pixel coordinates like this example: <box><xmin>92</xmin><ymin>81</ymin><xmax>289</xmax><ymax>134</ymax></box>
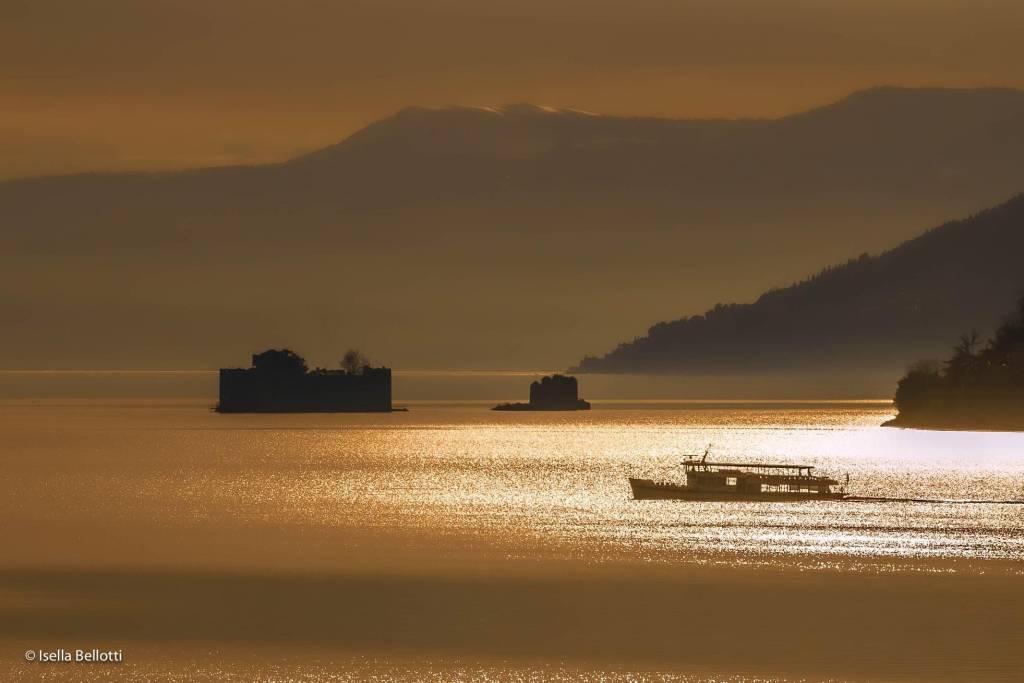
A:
<box><xmin>883</xmin><ymin>416</ymin><xmax>1024</xmax><ymax>432</ymax></box>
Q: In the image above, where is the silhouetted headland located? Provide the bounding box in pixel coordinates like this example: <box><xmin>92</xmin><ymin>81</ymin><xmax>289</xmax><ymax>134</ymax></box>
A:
<box><xmin>572</xmin><ymin>193</ymin><xmax>1024</xmax><ymax>377</ymax></box>
<box><xmin>885</xmin><ymin>295</ymin><xmax>1024</xmax><ymax>431</ymax></box>
<box><xmin>217</xmin><ymin>349</ymin><xmax>393</xmax><ymax>413</ymax></box>
<box><xmin>493</xmin><ymin>374</ymin><xmax>591</xmax><ymax>411</ymax></box>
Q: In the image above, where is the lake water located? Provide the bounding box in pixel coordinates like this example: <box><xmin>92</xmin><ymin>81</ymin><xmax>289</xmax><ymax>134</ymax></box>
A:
<box><xmin>2</xmin><ymin>380</ymin><xmax>1023</xmax><ymax>680</ymax></box>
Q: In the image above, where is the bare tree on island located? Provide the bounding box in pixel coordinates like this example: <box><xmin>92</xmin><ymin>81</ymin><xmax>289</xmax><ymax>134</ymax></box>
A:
<box><xmin>340</xmin><ymin>349</ymin><xmax>371</xmax><ymax>375</ymax></box>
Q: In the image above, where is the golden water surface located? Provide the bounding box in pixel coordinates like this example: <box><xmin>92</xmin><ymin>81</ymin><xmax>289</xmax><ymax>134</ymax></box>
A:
<box><xmin>1</xmin><ymin>397</ymin><xmax>1022</xmax><ymax>681</ymax></box>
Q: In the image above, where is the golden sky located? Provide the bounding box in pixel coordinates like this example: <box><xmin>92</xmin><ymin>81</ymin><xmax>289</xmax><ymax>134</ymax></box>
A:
<box><xmin>3</xmin><ymin>0</ymin><xmax>1023</xmax><ymax>179</ymax></box>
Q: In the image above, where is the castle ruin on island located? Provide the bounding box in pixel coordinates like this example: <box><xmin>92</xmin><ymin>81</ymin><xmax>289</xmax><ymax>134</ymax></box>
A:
<box><xmin>217</xmin><ymin>349</ymin><xmax>392</xmax><ymax>413</ymax></box>
<box><xmin>493</xmin><ymin>374</ymin><xmax>591</xmax><ymax>411</ymax></box>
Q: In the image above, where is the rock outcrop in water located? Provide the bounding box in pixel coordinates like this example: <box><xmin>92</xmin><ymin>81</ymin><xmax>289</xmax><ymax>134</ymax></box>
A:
<box><xmin>217</xmin><ymin>349</ymin><xmax>392</xmax><ymax>413</ymax></box>
<box><xmin>493</xmin><ymin>374</ymin><xmax>591</xmax><ymax>411</ymax></box>
<box><xmin>885</xmin><ymin>295</ymin><xmax>1024</xmax><ymax>431</ymax></box>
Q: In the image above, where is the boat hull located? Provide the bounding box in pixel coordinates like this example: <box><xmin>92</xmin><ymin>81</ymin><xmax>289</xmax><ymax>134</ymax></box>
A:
<box><xmin>629</xmin><ymin>477</ymin><xmax>846</xmax><ymax>502</ymax></box>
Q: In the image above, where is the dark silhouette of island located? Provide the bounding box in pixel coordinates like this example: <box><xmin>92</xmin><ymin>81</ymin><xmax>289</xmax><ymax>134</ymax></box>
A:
<box><xmin>885</xmin><ymin>296</ymin><xmax>1024</xmax><ymax>431</ymax></box>
<box><xmin>493</xmin><ymin>375</ymin><xmax>591</xmax><ymax>411</ymax></box>
<box><xmin>6</xmin><ymin>87</ymin><xmax>1024</xmax><ymax>371</ymax></box>
<box><xmin>217</xmin><ymin>349</ymin><xmax>392</xmax><ymax>413</ymax></box>
<box><xmin>573</xmin><ymin>193</ymin><xmax>1024</xmax><ymax>377</ymax></box>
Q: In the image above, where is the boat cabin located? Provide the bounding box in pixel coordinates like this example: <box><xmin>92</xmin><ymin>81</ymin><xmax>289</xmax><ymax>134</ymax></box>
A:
<box><xmin>681</xmin><ymin>460</ymin><xmax>838</xmax><ymax>495</ymax></box>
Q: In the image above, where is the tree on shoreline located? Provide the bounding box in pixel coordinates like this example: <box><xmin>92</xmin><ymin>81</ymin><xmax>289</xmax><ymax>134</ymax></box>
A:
<box><xmin>893</xmin><ymin>295</ymin><xmax>1024</xmax><ymax>423</ymax></box>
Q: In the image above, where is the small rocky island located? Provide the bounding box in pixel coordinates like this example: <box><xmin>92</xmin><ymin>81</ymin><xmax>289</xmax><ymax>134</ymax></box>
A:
<box><xmin>493</xmin><ymin>374</ymin><xmax>591</xmax><ymax>411</ymax></box>
<box><xmin>217</xmin><ymin>349</ymin><xmax>393</xmax><ymax>413</ymax></box>
<box><xmin>885</xmin><ymin>296</ymin><xmax>1024</xmax><ymax>431</ymax></box>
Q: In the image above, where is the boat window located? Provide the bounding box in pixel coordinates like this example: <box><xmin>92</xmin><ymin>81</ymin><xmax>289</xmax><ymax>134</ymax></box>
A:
<box><xmin>726</xmin><ymin>477</ymin><xmax>737</xmax><ymax>486</ymax></box>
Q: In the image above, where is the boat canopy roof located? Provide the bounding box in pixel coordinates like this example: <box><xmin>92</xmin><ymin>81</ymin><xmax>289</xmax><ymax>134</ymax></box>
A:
<box><xmin>684</xmin><ymin>460</ymin><xmax>814</xmax><ymax>470</ymax></box>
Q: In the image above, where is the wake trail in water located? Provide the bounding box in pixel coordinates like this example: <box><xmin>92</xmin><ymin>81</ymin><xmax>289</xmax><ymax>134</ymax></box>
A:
<box><xmin>846</xmin><ymin>495</ymin><xmax>1024</xmax><ymax>505</ymax></box>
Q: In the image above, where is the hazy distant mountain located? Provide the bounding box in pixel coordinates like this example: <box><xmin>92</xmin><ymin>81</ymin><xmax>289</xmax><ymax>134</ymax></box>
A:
<box><xmin>573</xmin><ymin>194</ymin><xmax>1024</xmax><ymax>376</ymax></box>
<box><xmin>3</xmin><ymin>87</ymin><xmax>1024</xmax><ymax>370</ymax></box>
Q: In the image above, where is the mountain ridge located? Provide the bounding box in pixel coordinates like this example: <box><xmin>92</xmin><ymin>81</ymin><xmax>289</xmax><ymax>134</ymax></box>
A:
<box><xmin>8</xmin><ymin>85</ymin><xmax>1024</xmax><ymax>184</ymax></box>
<box><xmin>4</xmin><ymin>86</ymin><xmax>1024</xmax><ymax>371</ymax></box>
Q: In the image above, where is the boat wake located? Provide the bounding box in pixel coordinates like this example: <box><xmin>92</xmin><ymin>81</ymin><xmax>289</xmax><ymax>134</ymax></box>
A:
<box><xmin>845</xmin><ymin>496</ymin><xmax>1024</xmax><ymax>505</ymax></box>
